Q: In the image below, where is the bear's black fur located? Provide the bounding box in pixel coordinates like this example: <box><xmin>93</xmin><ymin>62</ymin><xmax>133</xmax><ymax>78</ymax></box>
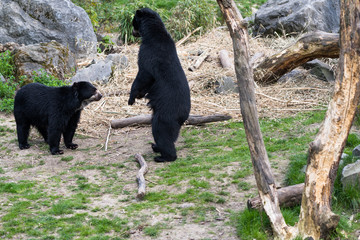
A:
<box><xmin>14</xmin><ymin>81</ymin><xmax>102</xmax><ymax>155</ymax></box>
<box><xmin>128</xmin><ymin>8</ymin><xmax>191</xmax><ymax>162</ymax></box>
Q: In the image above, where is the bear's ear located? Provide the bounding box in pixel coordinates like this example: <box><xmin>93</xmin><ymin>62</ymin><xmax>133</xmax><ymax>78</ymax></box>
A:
<box><xmin>136</xmin><ymin>9</ymin><xmax>143</xmax><ymax>17</ymax></box>
<box><xmin>72</xmin><ymin>82</ymin><xmax>79</xmax><ymax>90</ymax></box>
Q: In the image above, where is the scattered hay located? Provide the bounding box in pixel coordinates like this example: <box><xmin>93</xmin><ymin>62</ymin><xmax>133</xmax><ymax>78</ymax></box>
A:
<box><xmin>78</xmin><ymin>28</ymin><xmax>335</xmax><ymax>137</ymax></box>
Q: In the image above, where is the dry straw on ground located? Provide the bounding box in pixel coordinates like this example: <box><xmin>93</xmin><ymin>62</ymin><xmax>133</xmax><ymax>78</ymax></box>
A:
<box><xmin>78</xmin><ymin>28</ymin><xmax>335</xmax><ymax>137</ymax></box>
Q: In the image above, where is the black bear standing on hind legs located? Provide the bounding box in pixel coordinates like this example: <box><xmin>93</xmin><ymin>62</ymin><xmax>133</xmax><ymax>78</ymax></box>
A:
<box><xmin>128</xmin><ymin>8</ymin><xmax>191</xmax><ymax>162</ymax></box>
<box><xmin>14</xmin><ymin>81</ymin><xmax>102</xmax><ymax>155</ymax></box>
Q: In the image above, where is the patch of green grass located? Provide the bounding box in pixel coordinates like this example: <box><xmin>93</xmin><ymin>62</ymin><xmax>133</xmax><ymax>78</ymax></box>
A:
<box><xmin>232</xmin><ymin>208</ymin><xmax>270</xmax><ymax>240</ymax></box>
<box><xmin>48</xmin><ymin>194</ymin><xmax>88</xmax><ymax>215</ymax></box>
<box><xmin>285</xmin><ymin>153</ymin><xmax>307</xmax><ymax>185</ymax></box>
<box><xmin>71</xmin><ymin>0</ymin><xmax>263</xmax><ymax>44</ymax></box>
<box><xmin>0</xmin><ymin>181</ymin><xmax>34</xmax><ymax>194</ymax></box>
<box><xmin>238</xmin><ymin>181</ymin><xmax>251</xmax><ymax>191</ymax></box>
<box><xmin>0</xmin><ymin>51</ymin><xmax>23</xmax><ymax>112</ymax></box>
<box><xmin>61</xmin><ymin>156</ymin><xmax>74</xmax><ymax>162</ymax></box>
<box><xmin>32</xmin><ymin>70</ymin><xmax>67</xmax><ymax>87</ymax></box>
<box><xmin>15</xmin><ymin>163</ymin><xmax>34</xmax><ymax>171</ymax></box>
<box><xmin>189</xmin><ymin>179</ymin><xmax>210</xmax><ymax>189</ymax></box>
<box><xmin>234</xmin><ymin>0</ymin><xmax>267</xmax><ymax>18</ymax></box>
<box><xmin>345</xmin><ymin>133</ymin><xmax>360</xmax><ymax>149</ymax></box>
<box><xmin>143</xmin><ymin>222</ymin><xmax>167</xmax><ymax>237</ymax></box>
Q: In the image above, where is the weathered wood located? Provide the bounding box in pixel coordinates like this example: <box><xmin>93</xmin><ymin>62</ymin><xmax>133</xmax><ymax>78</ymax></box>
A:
<box><xmin>247</xmin><ymin>183</ymin><xmax>304</xmax><ymax>210</ymax></box>
<box><xmin>135</xmin><ymin>153</ymin><xmax>148</xmax><ymax>199</ymax></box>
<box><xmin>188</xmin><ymin>49</ymin><xmax>210</xmax><ymax>71</ymax></box>
<box><xmin>216</xmin><ymin>0</ymin><xmax>296</xmax><ymax>239</ymax></box>
<box><xmin>254</xmin><ymin>31</ymin><xmax>339</xmax><ymax>85</ymax></box>
<box><xmin>298</xmin><ymin>1</ymin><xmax>360</xmax><ymax>239</ymax></box>
<box><xmin>219</xmin><ymin>49</ymin><xmax>233</xmax><ymax>68</ymax></box>
<box><xmin>110</xmin><ymin>114</ymin><xmax>232</xmax><ymax>129</ymax></box>
<box><xmin>176</xmin><ymin>27</ymin><xmax>202</xmax><ymax>47</ymax></box>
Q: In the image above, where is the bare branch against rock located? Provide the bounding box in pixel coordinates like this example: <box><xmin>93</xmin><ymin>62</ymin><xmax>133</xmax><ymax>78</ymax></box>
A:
<box><xmin>254</xmin><ymin>31</ymin><xmax>339</xmax><ymax>85</ymax></box>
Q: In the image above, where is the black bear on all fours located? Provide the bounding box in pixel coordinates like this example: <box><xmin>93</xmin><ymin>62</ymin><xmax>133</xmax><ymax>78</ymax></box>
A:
<box><xmin>128</xmin><ymin>8</ymin><xmax>191</xmax><ymax>162</ymax></box>
<box><xmin>14</xmin><ymin>81</ymin><xmax>102</xmax><ymax>155</ymax></box>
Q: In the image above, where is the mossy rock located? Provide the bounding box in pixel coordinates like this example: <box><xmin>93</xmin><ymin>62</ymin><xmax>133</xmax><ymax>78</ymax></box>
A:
<box><xmin>12</xmin><ymin>41</ymin><xmax>76</xmax><ymax>82</ymax></box>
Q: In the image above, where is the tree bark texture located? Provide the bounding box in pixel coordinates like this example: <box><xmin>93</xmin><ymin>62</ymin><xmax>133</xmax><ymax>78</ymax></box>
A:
<box><xmin>110</xmin><ymin>114</ymin><xmax>232</xmax><ymax>129</ymax></box>
<box><xmin>247</xmin><ymin>183</ymin><xmax>304</xmax><ymax>210</ymax></box>
<box><xmin>217</xmin><ymin>0</ymin><xmax>296</xmax><ymax>239</ymax></box>
<box><xmin>298</xmin><ymin>1</ymin><xmax>360</xmax><ymax>239</ymax></box>
<box><xmin>254</xmin><ymin>31</ymin><xmax>339</xmax><ymax>85</ymax></box>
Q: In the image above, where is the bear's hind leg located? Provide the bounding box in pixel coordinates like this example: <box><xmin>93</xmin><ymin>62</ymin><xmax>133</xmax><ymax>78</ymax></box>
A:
<box><xmin>152</xmin><ymin>118</ymin><xmax>180</xmax><ymax>162</ymax></box>
<box><xmin>16</xmin><ymin>121</ymin><xmax>31</xmax><ymax>150</ymax></box>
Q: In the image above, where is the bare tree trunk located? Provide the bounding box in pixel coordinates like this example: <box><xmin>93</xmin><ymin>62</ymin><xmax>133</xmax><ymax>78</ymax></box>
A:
<box><xmin>298</xmin><ymin>1</ymin><xmax>360</xmax><ymax>239</ymax></box>
<box><xmin>216</xmin><ymin>0</ymin><xmax>296</xmax><ymax>239</ymax></box>
<box><xmin>254</xmin><ymin>31</ymin><xmax>339</xmax><ymax>85</ymax></box>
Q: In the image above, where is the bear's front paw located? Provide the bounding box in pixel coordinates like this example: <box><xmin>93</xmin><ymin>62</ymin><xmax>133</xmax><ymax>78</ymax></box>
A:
<box><xmin>128</xmin><ymin>97</ymin><xmax>135</xmax><ymax>105</ymax></box>
<box><xmin>136</xmin><ymin>92</ymin><xmax>146</xmax><ymax>99</ymax></box>
<box><xmin>66</xmin><ymin>143</ymin><xmax>78</xmax><ymax>150</ymax></box>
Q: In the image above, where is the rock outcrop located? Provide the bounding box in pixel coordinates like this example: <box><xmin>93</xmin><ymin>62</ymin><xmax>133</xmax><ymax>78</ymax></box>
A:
<box><xmin>13</xmin><ymin>41</ymin><xmax>76</xmax><ymax>80</ymax></box>
<box><xmin>252</xmin><ymin>0</ymin><xmax>340</xmax><ymax>36</ymax></box>
<box><xmin>0</xmin><ymin>0</ymin><xmax>97</xmax><ymax>58</ymax></box>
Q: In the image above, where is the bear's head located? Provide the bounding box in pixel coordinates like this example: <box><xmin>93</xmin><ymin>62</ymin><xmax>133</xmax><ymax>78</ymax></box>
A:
<box><xmin>132</xmin><ymin>8</ymin><xmax>164</xmax><ymax>38</ymax></box>
<box><xmin>73</xmin><ymin>81</ymin><xmax>102</xmax><ymax>109</ymax></box>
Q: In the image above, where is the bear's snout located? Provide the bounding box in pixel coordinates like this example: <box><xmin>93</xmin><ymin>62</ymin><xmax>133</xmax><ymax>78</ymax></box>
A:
<box><xmin>93</xmin><ymin>90</ymin><xmax>102</xmax><ymax>101</ymax></box>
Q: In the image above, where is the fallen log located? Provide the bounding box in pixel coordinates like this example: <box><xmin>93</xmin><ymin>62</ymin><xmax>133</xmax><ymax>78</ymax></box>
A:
<box><xmin>111</xmin><ymin>114</ymin><xmax>232</xmax><ymax>129</ymax></box>
<box><xmin>247</xmin><ymin>183</ymin><xmax>304</xmax><ymax>210</ymax></box>
<box><xmin>135</xmin><ymin>153</ymin><xmax>149</xmax><ymax>199</ymax></box>
<box><xmin>188</xmin><ymin>49</ymin><xmax>210</xmax><ymax>71</ymax></box>
<box><xmin>219</xmin><ymin>49</ymin><xmax>233</xmax><ymax>69</ymax></box>
<box><xmin>254</xmin><ymin>31</ymin><xmax>339</xmax><ymax>85</ymax></box>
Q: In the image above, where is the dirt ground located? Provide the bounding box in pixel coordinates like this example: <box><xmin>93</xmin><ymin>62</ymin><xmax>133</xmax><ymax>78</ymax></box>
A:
<box><xmin>0</xmin><ymin>28</ymin><xmax>335</xmax><ymax>239</ymax></box>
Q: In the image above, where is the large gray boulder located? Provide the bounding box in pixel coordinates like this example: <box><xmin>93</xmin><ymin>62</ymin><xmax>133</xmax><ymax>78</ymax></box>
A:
<box><xmin>252</xmin><ymin>0</ymin><xmax>340</xmax><ymax>36</ymax></box>
<box><xmin>0</xmin><ymin>0</ymin><xmax>97</xmax><ymax>58</ymax></box>
<box><xmin>341</xmin><ymin>160</ymin><xmax>360</xmax><ymax>189</ymax></box>
<box><xmin>13</xmin><ymin>41</ymin><xmax>76</xmax><ymax>80</ymax></box>
<box><xmin>70</xmin><ymin>54</ymin><xmax>129</xmax><ymax>84</ymax></box>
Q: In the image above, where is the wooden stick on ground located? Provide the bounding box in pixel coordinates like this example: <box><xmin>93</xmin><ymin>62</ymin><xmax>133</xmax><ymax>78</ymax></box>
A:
<box><xmin>104</xmin><ymin>124</ymin><xmax>112</xmax><ymax>151</ymax></box>
<box><xmin>135</xmin><ymin>153</ymin><xmax>148</xmax><ymax>199</ymax></box>
<box><xmin>176</xmin><ymin>27</ymin><xmax>202</xmax><ymax>47</ymax></box>
<box><xmin>247</xmin><ymin>183</ymin><xmax>304</xmax><ymax>210</ymax></box>
<box><xmin>111</xmin><ymin>114</ymin><xmax>232</xmax><ymax>129</ymax></box>
<box><xmin>188</xmin><ymin>49</ymin><xmax>211</xmax><ymax>71</ymax></box>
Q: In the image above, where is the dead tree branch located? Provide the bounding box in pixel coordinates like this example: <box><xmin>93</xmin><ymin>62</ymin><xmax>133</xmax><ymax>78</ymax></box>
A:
<box><xmin>111</xmin><ymin>114</ymin><xmax>232</xmax><ymax>129</ymax></box>
<box><xmin>135</xmin><ymin>153</ymin><xmax>149</xmax><ymax>199</ymax></box>
<box><xmin>254</xmin><ymin>31</ymin><xmax>339</xmax><ymax>85</ymax></box>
